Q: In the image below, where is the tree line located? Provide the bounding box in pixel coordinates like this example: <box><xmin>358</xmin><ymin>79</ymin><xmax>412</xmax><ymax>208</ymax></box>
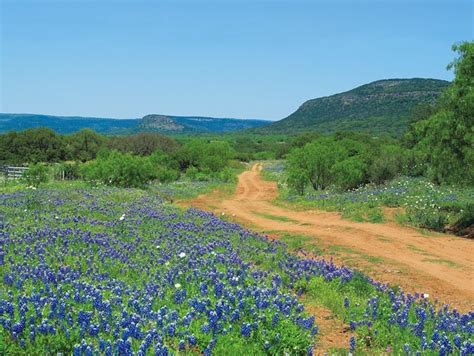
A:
<box><xmin>0</xmin><ymin>129</ymin><xmax>178</xmax><ymax>164</ymax></box>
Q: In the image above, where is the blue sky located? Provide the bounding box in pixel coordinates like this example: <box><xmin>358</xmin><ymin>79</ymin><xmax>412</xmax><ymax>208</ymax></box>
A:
<box><xmin>1</xmin><ymin>0</ymin><xmax>472</xmax><ymax>120</ymax></box>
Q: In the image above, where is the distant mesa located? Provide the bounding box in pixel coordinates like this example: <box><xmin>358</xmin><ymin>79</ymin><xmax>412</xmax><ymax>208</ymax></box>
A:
<box><xmin>140</xmin><ymin>115</ymin><xmax>185</xmax><ymax>132</ymax></box>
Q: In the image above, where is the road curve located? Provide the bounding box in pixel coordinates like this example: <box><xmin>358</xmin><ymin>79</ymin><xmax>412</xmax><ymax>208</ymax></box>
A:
<box><xmin>185</xmin><ymin>163</ymin><xmax>474</xmax><ymax>311</ymax></box>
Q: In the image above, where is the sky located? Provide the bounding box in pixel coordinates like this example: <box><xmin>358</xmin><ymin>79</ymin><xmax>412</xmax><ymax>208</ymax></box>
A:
<box><xmin>0</xmin><ymin>0</ymin><xmax>472</xmax><ymax>120</ymax></box>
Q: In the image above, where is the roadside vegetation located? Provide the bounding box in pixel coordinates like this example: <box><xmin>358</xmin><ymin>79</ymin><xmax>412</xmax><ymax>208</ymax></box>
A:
<box><xmin>266</xmin><ymin>163</ymin><xmax>473</xmax><ymax>234</ymax></box>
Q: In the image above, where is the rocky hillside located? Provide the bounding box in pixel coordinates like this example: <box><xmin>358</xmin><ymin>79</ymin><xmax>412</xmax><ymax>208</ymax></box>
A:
<box><xmin>139</xmin><ymin>115</ymin><xmax>269</xmax><ymax>134</ymax></box>
<box><xmin>256</xmin><ymin>78</ymin><xmax>450</xmax><ymax>136</ymax></box>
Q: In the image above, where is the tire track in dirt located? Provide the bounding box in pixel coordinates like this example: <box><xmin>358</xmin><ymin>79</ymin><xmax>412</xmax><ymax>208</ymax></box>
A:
<box><xmin>183</xmin><ymin>163</ymin><xmax>474</xmax><ymax>313</ymax></box>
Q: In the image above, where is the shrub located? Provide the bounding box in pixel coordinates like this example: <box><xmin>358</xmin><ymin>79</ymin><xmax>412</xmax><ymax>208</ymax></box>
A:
<box><xmin>287</xmin><ymin>167</ymin><xmax>307</xmax><ymax>196</ymax></box>
<box><xmin>331</xmin><ymin>157</ymin><xmax>366</xmax><ymax>191</ymax></box>
<box><xmin>451</xmin><ymin>203</ymin><xmax>474</xmax><ymax>236</ymax></box>
<box><xmin>368</xmin><ymin>145</ymin><xmax>406</xmax><ymax>184</ymax></box>
<box><xmin>185</xmin><ymin>166</ymin><xmax>199</xmax><ymax>180</ymax></box>
<box><xmin>155</xmin><ymin>167</ymin><xmax>179</xmax><ymax>183</ymax></box>
<box><xmin>405</xmin><ymin>206</ymin><xmax>448</xmax><ymax>231</ymax></box>
<box><xmin>218</xmin><ymin>167</ymin><xmax>236</xmax><ymax>183</ymax></box>
<box><xmin>22</xmin><ymin>164</ymin><xmax>50</xmax><ymax>187</ymax></box>
<box><xmin>81</xmin><ymin>150</ymin><xmax>155</xmax><ymax>188</ymax></box>
<box><xmin>174</xmin><ymin>140</ymin><xmax>234</xmax><ymax>173</ymax></box>
<box><xmin>57</xmin><ymin>162</ymin><xmax>81</xmax><ymax>180</ymax></box>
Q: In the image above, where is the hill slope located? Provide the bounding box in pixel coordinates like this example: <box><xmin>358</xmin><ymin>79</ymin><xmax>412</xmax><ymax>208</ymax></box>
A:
<box><xmin>0</xmin><ymin>113</ymin><xmax>269</xmax><ymax>135</ymax></box>
<box><xmin>257</xmin><ymin>78</ymin><xmax>450</xmax><ymax>136</ymax></box>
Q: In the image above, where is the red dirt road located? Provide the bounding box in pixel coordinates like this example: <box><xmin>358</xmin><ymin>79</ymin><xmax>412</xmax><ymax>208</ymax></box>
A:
<box><xmin>184</xmin><ymin>163</ymin><xmax>474</xmax><ymax>311</ymax></box>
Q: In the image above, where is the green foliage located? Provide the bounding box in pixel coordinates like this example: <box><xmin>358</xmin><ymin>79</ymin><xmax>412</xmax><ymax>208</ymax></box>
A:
<box><xmin>62</xmin><ymin>162</ymin><xmax>81</xmax><ymax>180</ymax></box>
<box><xmin>368</xmin><ymin>145</ymin><xmax>407</xmax><ymax>185</ymax></box>
<box><xmin>148</xmin><ymin>150</ymin><xmax>180</xmax><ymax>182</ymax></box>
<box><xmin>107</xmin><ymin>132</ymin><xmax>179</xmax><ymax>155</ymax></box>
<box><xmin>331</xmin><ymin>157</ymin><xmax>367</xmax><ymax>191</ymax></box>
<box><xmin>81</xmin><ymin>150</ymin><xmax>156</xmax><ymax>188</ymax></box>
<box><xmin>404</xmin><ymin>205</ymin><xmax>448</xmax><ymax>231</ymax></box>
<box><xmin>286</xmin><ymin>138</ymin><xmax>342</xmax><ymax>192</ymax></box>
<box><xmin>409</xmin><ymin>41</ymin><xmax>474</xmax><ymax>185</ymax></box>
<box><xmin>174</xmin><ymin>139</ymin><xmax>234</xmax><ymax>174</ymax></box>
<box><xmin>285</xmin><ymin>134</ymin><xmax>398</xmax><ymax>193</ymax></box>
<box><xmin>218</xmin><ymin>167</ymin><xmax>237</xmax><ymax>183</ymax></box>
<box><xmin>0</xmin><ymin>128</ymin><xmax>67</xmax><ymax>164</ymax></box>
<box><xmin>67</xmin><ymin>129</ymin><xmax>105</xmax><ymax>162</ymax></box>
<box><xmin>410</xmin><ymin>103</ymin><xmax>437</xmax><ymax>124</ymax></box>
<box><xmin>22</xmin><ymin>164</ymin><xmax>50</xmax><ymax>187</ymax></box>
<box><xmin>286</xmin><ymin>167</ymin><xmax>307</xmax><ymax>196</ymax></box>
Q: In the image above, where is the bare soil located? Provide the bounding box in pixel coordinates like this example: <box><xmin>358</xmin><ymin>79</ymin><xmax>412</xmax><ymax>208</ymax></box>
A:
<box><xmin>182</xmin><ymin>163</ymin><xmax>474</xmax><ymax>312</ymax></box>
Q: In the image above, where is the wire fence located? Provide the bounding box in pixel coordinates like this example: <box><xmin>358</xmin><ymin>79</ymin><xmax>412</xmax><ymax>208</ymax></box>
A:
<box><xmin>0</xmin><ymin>165</ymin><xmax>29</xmax><ymax>180</ymax></box>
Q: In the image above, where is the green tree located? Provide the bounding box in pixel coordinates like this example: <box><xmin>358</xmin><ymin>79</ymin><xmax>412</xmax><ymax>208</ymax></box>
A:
<box><xmin>368</xmin><ymin>145</ymin><xmax>407</xmax><ymax>184</ymax></box>
<box><xmin>81</xmin><ymin>150</ymin><xmax>156</xmax><ymax>188</ymax></box>
<box><xmin>410</xmin><ymin>41</ymin><xmax>474</xmax><ymax>184</ymax></box>
<box><xmin>67</xmin><ymin>129</ymin><xmax>106</xmax><ymax>162</ymax></box>
<box><xmin>107</xmin><ymin>132</ymin><xmax>179</xmax><ymax>156</ymax></box>
<box><xmin>331</xmin><ymin>157</ymin><xmax>366</xmax><ymax>190</ymax></box>
<box><xmin>23</xmin><ymin>164</ymin><xmax>50</xmax><ymax>187</ymax></box>
<box><xmin>172</xmin><ymin>139</ymin><xmax>234</xmax><ymax>174</ymax></box>
<box><xmin>286</xmin><ymin>138</ymin><xmax>344</xmax><ymax>192</ymax></box>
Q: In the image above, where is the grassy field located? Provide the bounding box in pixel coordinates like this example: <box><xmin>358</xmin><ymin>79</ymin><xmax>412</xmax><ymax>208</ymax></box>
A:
<box><xmin>0</xmin><ymin>183</ymin><xmax>472</xmax><ymax>354</ymax></box>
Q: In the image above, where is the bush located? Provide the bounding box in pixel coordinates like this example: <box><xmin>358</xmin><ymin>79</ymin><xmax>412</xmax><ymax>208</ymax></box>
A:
<box><xmin>155</xmin><ymin>167</ymin><xmax>179</xmax><ymax>183</ymax></box>
<box><xmin>405</xmin><ymin>206</ymin><xmax>448</xmax><ymax>231</ymax></box>
<box><xmin>331</xmin><ymin>157</ymin><xmax>366</xmax><ymax>191</ymax></box>
<box><xmin>185</xmin><ymin>166</ymin><xmax>199</xmax><ymax>180</ymax></box>
<box><xmin>287</xmin><ymin>167</ymin><xmax>307</xmax><ymax>195</ymax></box>
<box><xmin>368</xmin><ymin>145</ymin><xmax>406</xmax><ymax>184</ymax></box>
<box><xmin>23</xmin><ymin>164</ymin><xmax>50</xmax><ymax>187</ymax></box>
<box><xmin>451</xmin><ymin>204</ymin><xmax>474</xmax><ymax>235</ymax></box>
<box><xmin>174</xmin><ymin>140</ymin><xmax>234</xmax><ymax>173</ymax></box>
<box><xmin>81</xmin><ymin>150</ymin><xmax>156</xmax><ymax>188</ymax></box>
<box><xmin>56</xmin><ymin>162</ymin><xmax>81</xmax><ymax>180</ymax></box>
<box><xmin>218</xmin><ymin>167</ymin><xmax>236</xmax><ymax>183</ymax></box>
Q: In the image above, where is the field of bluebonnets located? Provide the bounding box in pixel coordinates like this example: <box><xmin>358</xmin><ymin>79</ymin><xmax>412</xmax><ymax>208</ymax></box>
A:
<box><xmin>1</xmin><ymin>185</ymin><xmax>473</xmax><ymax>355</ymax></box>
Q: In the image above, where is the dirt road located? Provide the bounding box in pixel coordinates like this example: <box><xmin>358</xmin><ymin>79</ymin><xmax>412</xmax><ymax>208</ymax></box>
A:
<box><xmin>185</xmin><ymin>163</ymin><xmax>474</xmax><ymax>311</ymax></box>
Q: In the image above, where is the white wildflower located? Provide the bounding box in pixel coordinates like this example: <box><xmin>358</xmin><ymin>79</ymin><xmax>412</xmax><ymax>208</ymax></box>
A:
<box><xmin>175</xmin><ymin>283</ymin><xmax>181</xmax><ymax>289</ymax></box>
<box><xmin>179</xmin><ymin>252</ymin><xmax>186</xmax><ymax>258</ymax></box>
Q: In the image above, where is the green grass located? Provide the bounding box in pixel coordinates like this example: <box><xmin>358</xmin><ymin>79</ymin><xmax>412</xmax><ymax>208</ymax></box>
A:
<box><xmin>253</xmin><ymin>211</ymin><xmax>299</xmax><ymax>223</ymax></box>
<box><xmin>278</xmin><ymin>233</ymin><xmax>324</xmax><ymax>256</ymax></box>
<box><xmin>151</xmin><ymin>174</ymin><xmax>239</xmax><ymax>200</ymax></box>
<box><xmin>422</xmin><ymin>258</ymin><xmax>461</xmax><ymax>268</ymax></box>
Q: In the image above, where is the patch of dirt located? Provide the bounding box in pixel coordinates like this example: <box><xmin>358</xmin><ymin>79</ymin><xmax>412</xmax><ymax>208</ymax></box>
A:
<box><xmin>302</xmin><ymin>301</ymin><xmax>352</xmax><ymax>355</ymax></box>
<box><xmin>184</xmin><ymin>163</ymin><xmax>474</xmax><ymax>312</ymax></box>
<box><xmin>382</xmin><ymin>207</ymin><xmax>405</xmax><ymax>223</ymax></box>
